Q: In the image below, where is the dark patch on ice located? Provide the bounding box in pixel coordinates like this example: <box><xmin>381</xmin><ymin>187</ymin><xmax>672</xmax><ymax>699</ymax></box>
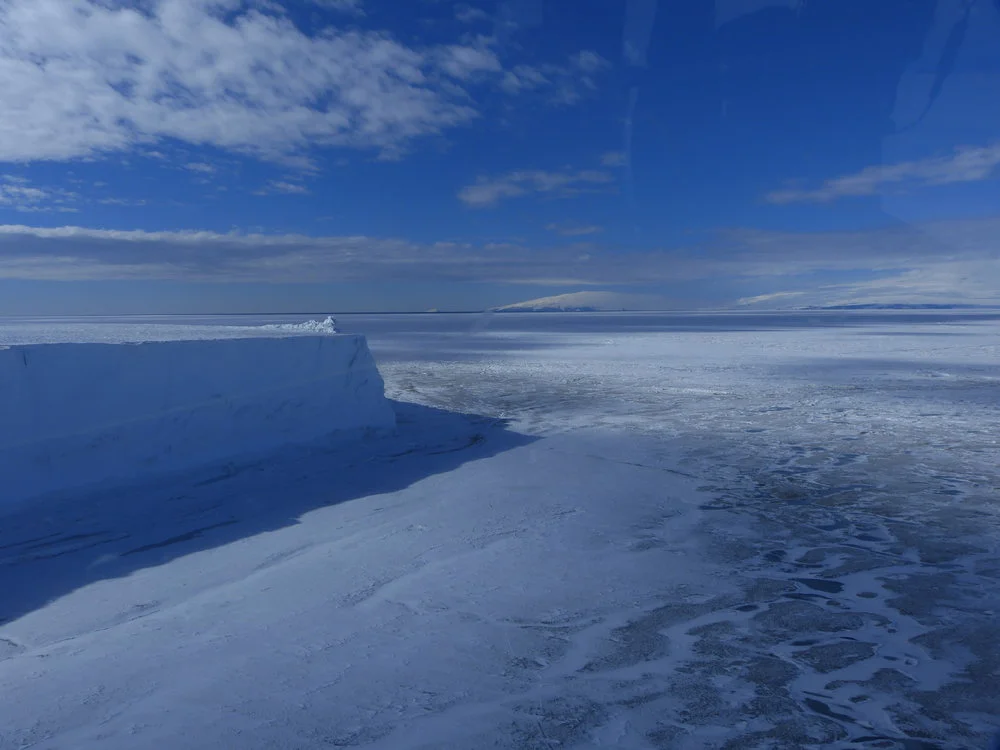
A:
<box><xmin>510</xmin><ymin>696</ymin><xmax>608</xmax><ymax>749</ymax></box>
<box><xmin>0</xmin><ymin>636</ymin><xmax>25</xmax><ymax>659</ymax></box>
<box><xmin>647</xmin><ymin>723</ymin><xmax>689</xmax><ymax>748</ymax></box>
<box><xmin>0</xmin><ymin>531</ymin><xmax>62</xmax><ymax>551</ymax></box>
<box><xmin>193</xmin><ymin>467</ymin><xmax>242</xmax><ymax>487</ymax></box>
<box><xmin>754</xmin><ymin>600</ymin><xmax>865</xmax><ymax>634</ymax></box>
<box><xmin>22</xmin><ymin>531</ymin><xmax>112</xmax><ymax>552</ymax></box>
<box><xmin>802</xmin><ymin>696</ymin><xmax>855</xmax><ymax>722</ymax></box>
<box><xmin>426</xmin><ymin>433</ymin><xmax>486</xmax><ymax>455</ymax></box>
<box><xmin>795</xmin><ymin>577</ymin><xmax>845</xmax><ymax>594</ymax></box>
<box><xmin>834</xmin><ymin>453</ymin><xmax>862</xmax><ymax>466</ymax></box>
<box><xmin>783</xmin><ymin>592</ymin><xmax>828</xmax><ymax>601</ymax></box>
<box><xmin>631</xmin><ymin>538</ymin><xmax>666</xmax><ymax>552</ymax></box>
<box><xmin>851</xmin><ymin>737</ymin><xmax>946</xmax><ymax>750</ymax></box>
<box><xmin>795</xmin><ymin>641</ymin><xmax>877</xmax><ymax>673</ymax></box>
<box><xmin>123</xmin><ymin>520</ymin><xmax>239</xmax><ymax>556</ymax></box>
<box><xmin>13</xmin><ymin>534</ymin><xmax>131</xmax><ymax>562</ymax></box>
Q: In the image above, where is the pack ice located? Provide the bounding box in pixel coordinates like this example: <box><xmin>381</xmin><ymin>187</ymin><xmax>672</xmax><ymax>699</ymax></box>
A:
<box><xmin>0</xmin><ymin>322</ymin><xmax>395</xmax><ymax>505</ymax></box>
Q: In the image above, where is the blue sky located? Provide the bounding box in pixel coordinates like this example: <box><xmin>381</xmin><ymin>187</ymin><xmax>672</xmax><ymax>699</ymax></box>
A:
<box><xmin>0</xmin><ymin>0</ymin><xmax>998</xmax><ymax>313</ymax></box>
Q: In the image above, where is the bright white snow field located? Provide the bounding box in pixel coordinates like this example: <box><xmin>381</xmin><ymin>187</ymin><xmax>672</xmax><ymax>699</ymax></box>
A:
<box><xmin>0</xmin><ymin>311</ymin><xmax>998</xmax><ymax>749</ymax></box>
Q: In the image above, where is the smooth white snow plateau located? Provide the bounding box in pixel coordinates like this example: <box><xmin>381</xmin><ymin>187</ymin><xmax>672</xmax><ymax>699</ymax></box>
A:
<box><xmin>0</xmin><ymin>321</ymin><xmax>394</xmax><ymax>505</ymax></box>
<box><xmin>1</xmin><ymin>310</ymin><xmax>998</xmax><ymax>750</ymax></box>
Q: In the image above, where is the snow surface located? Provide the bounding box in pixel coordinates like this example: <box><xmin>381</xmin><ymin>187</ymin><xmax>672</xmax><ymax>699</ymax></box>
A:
<box><xmin>0</xmin><ymin>328</ymin><xmax>393</xmax><ymax>505</ymax></box>
<box><xmin>1</xmin><ymin>310</ymin><xmax>999</xmax><ymax>749</ymax></box>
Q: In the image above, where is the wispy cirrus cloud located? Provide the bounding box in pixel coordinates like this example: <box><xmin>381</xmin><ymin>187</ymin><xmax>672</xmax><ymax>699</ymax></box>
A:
<box><xmin>0</xmin><ymin>176</ymin><xmax>78</xmax><ymax>213</ymax></box>
<box><xmin>459</xmin><ymin>169</ymin><xmax>615</xmax><ymax>207</ymax></box>
<box><xmin>736</xmin><ymin>290</ymin><xmax>806</xmax><ymax>306</ymax></box>
<box><xmin>498</xmin><ymin>51</ymin><xmax>611</xmax><ymax>105</ymax></box>
<box><xmin>311</xmin><ymin>0</ymin><xmax>366</xmax><ymax>15</ymax></box>
<box><xmin>454</xmin><ymin>4</ymin><xmax>491</xmax><ymax>23</ymax></box>
<box><xmin>600</xmin><ymin>151</ymin><xmax>627</xmax><ymax>167</ymax></box>
<box><xmin>98</xmin><ymin>198</ymin><xmax>148</xmax><ymax>207</ymax></box>
<box><xmin>0</xmin><ymin>0</ymin><xmax>605</xmax><ymax>165</ymax></box>
<box><xmin>254</xmin><ymin>180</ymin><xmax>310</xmax><ymax>196</ymax></box>
<box><xmin>2</xmin><ymin>215</ymin><xmax>998</xmax><ymax>307</ymax></box>
<box><xmin>0</xmin><ymin>224</ymin><xmax>608</xmax><ymax>283</ymax></box>
<box><xmin>766</xmin><ymin>142</ymin><xmax>1000</xmax><ymax>204</ymax></box>
<box><xmin>185</xmin><ymin>163</ymin><xmax>217</xmax><ymax>175</ymax></box>
<box><xmin>438</xmin><ymin>42</ymin><xmax>503</xmax><ymax>79</ymax></box>
<box><xmin>546</xmin><ymin>223</ymin><xmax>604</xmax><ymax>236</ymax></box>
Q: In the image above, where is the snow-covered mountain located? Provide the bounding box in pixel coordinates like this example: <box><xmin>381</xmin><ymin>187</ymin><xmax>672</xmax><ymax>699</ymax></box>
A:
<box><xmin>494</xmin><ymin>291</ymin><xmax>670</xmax><ymax>312</ymax></box>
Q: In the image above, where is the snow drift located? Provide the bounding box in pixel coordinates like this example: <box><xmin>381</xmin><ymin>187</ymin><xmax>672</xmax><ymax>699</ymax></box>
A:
<box><xmin>0</xmin><ymin>333</ymin><xmax>395</xmax><ymax>505</ymax></box>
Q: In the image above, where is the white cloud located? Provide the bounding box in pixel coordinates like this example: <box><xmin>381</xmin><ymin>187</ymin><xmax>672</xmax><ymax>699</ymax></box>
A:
<box><xmin>496</xmin><ymin>51</ymin><xmax>610</xmax><ymax>104</ymax></box>
<box><xmin>0</xmin><ymin>224</ymin><xmax>612</xmax><ymax>283</ymax></box>
<box><xmin>185</xmin><ymin>162</ymin><xmax>217</xmax><ymax>174</ymax></box>
<box><xmin>98</xmin><ymin>198</ymin><xmax>148</xmax><ymax>206</ymax></box>
<box><xmin>600</xmin><ymin>151</ymin><xmax>627</xmax><ymax>167</ymax></box>
<box><xmin>438</xmin><ymin>43</ymin><xmax>502</xmax><ymax>79</ymax></box>
<box><xmin>715</xmin><ymin>0</ymin><xmax>799</xmax><ymax>28</ymax></box>
<box><xmin>0</xmin><ymin>186</ymin><xmax>47</xmax><ymax>206</ymax></box>
<box><xmin>455</xmin><ymin>5</ymin><xmax>490</xmax><ymax>23</ymax></box>
<box><xmin>6</xmin><ymin>215</ymin><xmax>996</xmax><ymax>306</ymax></box>
<box><xmin>311</xmin><ymin>0</ymin><xmax>365</xmax><ymax>15</ymax></box>
<box><xmin>498</xmin><ymin>65</ymin><xmax>549</xmax><ymax>94</ymax></box>
<box><xmin>546</xmin><ymin>223</ymin><xmax>603</xmax><ymax>236</ymax></box>
<box><xmin>254</xmin><ymin>180</ymin><xmax>310</xmax><ymax>195</ymax></box>
<box><xmin>0</xmin><ymin>0</ymin><xmax>602</xmax><ymax>165</ymax></box>
<box><xmin>766</xmin><ymin>142</ymin><xmax>1000</xmax><ymax>204</ymax></box>
<box><xmin>821</xmin><ymin>262</ymin><xmax>1000</xmax><ymax>306</ymax></box>
<box><xmin>571</xmin><ymin>50</ymin><xmax>609</xmax><ymax>74</ymax></box>
<box><xmin>0</xmin><ymin>177</ymin><xmax>78</xmax><ymax>212</ymax></box>
<box><xmin>736</xmin><ymin>291</ymin><xmax>806</xmax><ymax>306</ymax></box>
<box><xmin>459</xmin><ymin>169</ymin><xmax>615</xmax><ymax>207</ymax></box>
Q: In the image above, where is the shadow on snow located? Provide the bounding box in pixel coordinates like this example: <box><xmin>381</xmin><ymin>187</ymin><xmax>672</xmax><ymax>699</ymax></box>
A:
<box><xmin>0</xmin><ymin>399</ymin><xmax>538</xmax><ymax>628</ymax></box>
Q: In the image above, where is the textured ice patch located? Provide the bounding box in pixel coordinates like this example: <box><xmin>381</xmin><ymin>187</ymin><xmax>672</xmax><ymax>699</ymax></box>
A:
<box><xmin>257</xmin><ymin>316</ymin><xmax>339</xmax><ymax>334</ymax></box>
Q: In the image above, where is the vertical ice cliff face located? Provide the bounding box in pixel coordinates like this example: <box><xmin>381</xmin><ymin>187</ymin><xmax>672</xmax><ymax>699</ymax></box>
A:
<box><xmin>0</xmin><ymin>334</ymin><xmax>395</xmax><ymax>505</ymax></box>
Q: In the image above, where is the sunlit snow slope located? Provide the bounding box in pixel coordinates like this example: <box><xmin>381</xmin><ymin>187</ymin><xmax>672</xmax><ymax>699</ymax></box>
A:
<box><xmin>494</xmin><ymin>291</ymin><xmax>670</xmax><ymax>312</ymax></box>
<box><xmin>0</xmin><ymin>331</ymin><xmax>394</xmax><ymax>505</ymax></box>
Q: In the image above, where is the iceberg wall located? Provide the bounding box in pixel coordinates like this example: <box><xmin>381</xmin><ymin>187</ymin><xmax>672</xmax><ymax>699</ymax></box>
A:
<box><xmin>0</xmin><ymin>334</ymin><xmax>395</xmax><ymax>505</ymax></box>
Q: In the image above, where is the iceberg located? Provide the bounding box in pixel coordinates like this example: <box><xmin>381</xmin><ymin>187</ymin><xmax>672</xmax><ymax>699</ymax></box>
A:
<box><xmin>0</xmin><ymin>330</ymin><xmax>394</xmax><ymax>505</ymax></box>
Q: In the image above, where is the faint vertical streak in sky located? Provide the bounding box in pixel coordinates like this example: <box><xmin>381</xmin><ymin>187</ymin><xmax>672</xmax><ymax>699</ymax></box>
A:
<box><xmin>623</xmin><ymin>0</ymin><xmax>658</xmax><ymax>235</ymax></box>
<box><xmin>624</xmin><ymin>0</ymin><xmax>658</xmax><ymax>67</ymax></box>
<box><xmin>624</xmin><ymin>86</ymin><xmax>640</xmax><ymax>234</ymax></box>
<box><xmin>897</xmin><ymin>0</ymin><xmax>974</xmax><ymax>134</ymax></box>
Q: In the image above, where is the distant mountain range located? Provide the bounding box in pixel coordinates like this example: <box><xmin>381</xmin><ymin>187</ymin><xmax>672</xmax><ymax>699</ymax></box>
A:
<box><xmin>802</xmin><ymin>303</ymin><xmax>990</xmax><ymax>310</ymax></box>
<box><xmin>491</xmin><ymin>293</ymin><xmax>996</xmax><ymax>314</ymax></box>
<box><xmin>493</xmin><ymin>291</ymin><xmax>672</xmax><ymax>312</ymax></box>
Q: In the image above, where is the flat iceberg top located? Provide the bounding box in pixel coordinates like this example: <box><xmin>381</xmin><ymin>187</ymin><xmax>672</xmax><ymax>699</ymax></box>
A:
<box><xmin>0</xmin><ymin>316</ymin><xmax>339</xmax><ymax>346</ymax></box>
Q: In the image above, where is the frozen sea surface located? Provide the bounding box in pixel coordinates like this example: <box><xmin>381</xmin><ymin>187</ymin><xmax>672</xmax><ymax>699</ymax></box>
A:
<box><xmin>0</xmin><ymin>311</ymin><xmax>998</xmax><ymax>749</ymax></box>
